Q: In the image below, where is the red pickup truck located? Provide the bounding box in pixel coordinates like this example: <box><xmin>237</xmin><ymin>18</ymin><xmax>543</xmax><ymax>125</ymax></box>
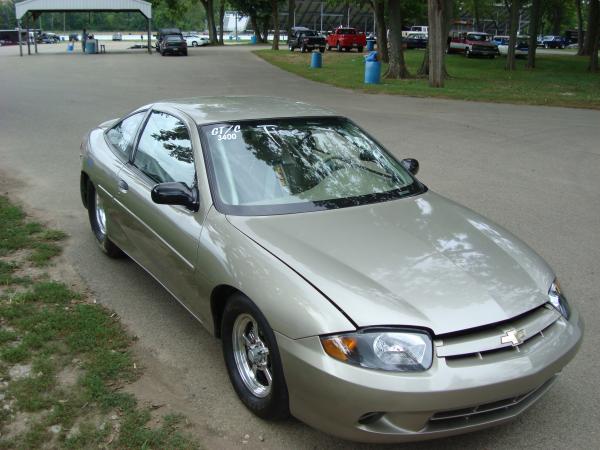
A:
<box><xmin>326</xmin><ymin>27</ymin><xmax>367</xmax><ymax>52</ymax></box>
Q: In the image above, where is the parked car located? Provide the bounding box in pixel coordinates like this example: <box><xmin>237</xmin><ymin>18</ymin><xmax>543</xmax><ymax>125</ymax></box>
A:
<box><xmin>112</xmin><ymin>32</ymin><xmax>122</xmax><ymax>41</ymax></box>
<box><xmin>183</xmin><ymin>33</ymin><xmax>209</xmax><ymax>47</ymax></box>
<box><xmin>158</xmin><ymin>34</ymin><xmax>187</xmax><ymax>56</ymax></box>
<box><xmin>448</xmin><ymin>31</ymin><xmax>497</xmax><ymax>58</ymax></box>
<box><xmin>404</xmin><ymin>32</ymin><xmax>427</xmax><ymax>49</ymax></box>
<box><xmin>80</xmin><ymin>96</ymin><xmax>582</xmax><ymax>444</ymax></box>
<box><xmin>326</xmin><ymin>27</ymin><xmax>366</xmax><ymax>52</ymax></box>
<box><xmin>497</xmin><ymin>36</ymin><xmax>529</xmax><ymax>57</ymax></box>
<box><xmin>288</xmin><ymin>27</ymin><xmax>326</xmax><ymax>53</ymax></box>
<box><xmin>68</xmin><ymin>33</ymin><xmax>79</xmax><ymax>42</ymax></box>
<box><xmin>38</xmin><ymin>32</ymin><xmax>60</xmax><ymax>44</ymax></box>
<box><xmin>156</xmin><ymin>27</ymin><xmax>182</xmax><ymax>51</ymax></box>
<box><xmin>542</xmin><ymin>35</ymin><xmax>565</xmax><ymax>49</ymax></box>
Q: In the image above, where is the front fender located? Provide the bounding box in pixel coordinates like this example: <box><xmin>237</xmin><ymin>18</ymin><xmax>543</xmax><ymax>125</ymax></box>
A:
<box><xmin>194</xmin><ymin>207</ymin><xmax>355</xmax><ymax>339</ymax></box>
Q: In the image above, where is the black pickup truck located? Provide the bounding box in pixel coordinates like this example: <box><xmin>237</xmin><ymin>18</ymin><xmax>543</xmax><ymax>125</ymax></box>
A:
<box><xmin>288</xmin><ymin>27</ymin><xmax>326</xmax><ymax>53</ymax></box>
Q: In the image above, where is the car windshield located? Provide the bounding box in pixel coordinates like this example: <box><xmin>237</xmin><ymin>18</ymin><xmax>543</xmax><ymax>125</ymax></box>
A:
<box><xmin>302</xmin><ymin>30</ymin><xmax>318</xmax><ymax>36</ymax></box>
<box><xmin>200</xmin><ymin>117</ymin><xmax>423</xmax><ymax>215</ymax></box>
<box><xmin>339</xmin><ymin>29</ymin><xmax>356</xmax><ymax>34</ymax></box>
<box><xmin>467</xmin><ymin>34</ymin><xmax>489</xmax><ymax>41</ymax></box>
<box><xmin>166</xmin><ymin>35</ymin><xmax>182</xmax><ymax>41</ymax></box>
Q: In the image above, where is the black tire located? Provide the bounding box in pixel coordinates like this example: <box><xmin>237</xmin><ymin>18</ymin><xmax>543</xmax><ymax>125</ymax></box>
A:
<box><xmin>357</xmin><ymin>46</ymin><xmax>363</xmax><ymax>53</ymax></box>
<box><xmin>289</xmin><ymin>43</ymin><xmax>294</xmax><ymax>51</ymax></box>
<box><xmin>300</xmin><ymin>44</ymin><xmax>306</xmax><ymax>53</ymax></box>
<box><xmin>319</xmin><ymin>47</ymin><xmax>325</xmax><ymax>53</ymax></box>
<box><xmin>192</xmin><ymin>41</ymin><xmax>198</xmax><ymax>47</ymax></box>
<box><xmin>465</xmin><ymin>48</ymin><xmax>471</xmax><ymax>58</ymax></box>
<box><xmin>183</xmin><ymin>50</ymin><xmax>188</xmax><ymax>56</ymax></box>
<box><xmin>336</xmin><ymin>42</ymin><xmax>341</xmax><ymax>52</ymax></box>
<box><xmin>222</xmin><ymin>293</ymin><xmax>289</xmax><ymax>420</ymax></box>
<box><xmin>87</xmin><ymin>181</ymin><xmax>123</xmax><ymax>258</ymax></box>
<box><xmin>326</xmin><ymin>43</ymin><xmax>331</xmax><ymax>51</ymax></box>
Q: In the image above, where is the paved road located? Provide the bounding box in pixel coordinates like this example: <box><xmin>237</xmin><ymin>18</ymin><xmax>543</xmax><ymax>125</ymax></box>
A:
<box><xmin>1</xmin><ymin>43</ymin><xmax>599</xmax><ymax>449</ymax></box>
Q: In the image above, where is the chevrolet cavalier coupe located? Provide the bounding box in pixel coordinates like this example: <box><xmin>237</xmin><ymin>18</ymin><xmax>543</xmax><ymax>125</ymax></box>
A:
<box><xmin>79</xmin><ymin>97</ymin><xmax>582</xmax><ymax>443</ymax></box>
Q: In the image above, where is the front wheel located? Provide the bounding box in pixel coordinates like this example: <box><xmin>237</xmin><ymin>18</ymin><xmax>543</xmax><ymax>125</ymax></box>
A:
<box><xmin>357</xmin><ymin>46</ymin><xmax>363</xmax><ymax>53</ymax></box>
<box><xmin>319</xmin><ymin>47</ymin><xmax>325</xmax><ymax>53</ymax></box>
<box><xmin>300</xmin><ymin>44</ymin><xmax>306</xmax><ymax>53</ymax></box>
<box><xmin>87</xmin><ymin>181</ymin><xmax>123</xmax><ymax>258</ymax></box>
<box><xmin>336</xmin><ymin>42</ymin><xmax>341</xmax><ymax>52</ymax></box>
<box><xmin>222</xmin><ymin>293</ymin><xmax>289</xmax><ymax>420</ymax></box>
<box><xmin>192</xmin><ymin>41</ymin><xmax>198</xmax><ymax>47</ymax></box>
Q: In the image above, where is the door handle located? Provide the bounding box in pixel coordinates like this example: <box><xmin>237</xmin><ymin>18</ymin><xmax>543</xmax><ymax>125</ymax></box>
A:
<box><xmin>118</xmin><ymin>179</ymin><xmax>129</xmax><ymax>193</ymax></box>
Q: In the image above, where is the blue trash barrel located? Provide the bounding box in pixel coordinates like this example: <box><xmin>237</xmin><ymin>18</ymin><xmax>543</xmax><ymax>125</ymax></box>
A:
<box><xmin>310</xmin><ymin>51</ymin><xmax>322</xmax><ymax>68</ymax></box>
<box><xmin>67</xmin><ymin>43</ymin><xmax>74</xmax><ymax>53</ymax></box>
<box><xmin>367</xmin><ymin>40</ymin><xmax>375</xmax><ymax>51</ymax></box>
<box><xmin>250</xmin><ymin>35</ymin><xmax>257</xmax><ymax>44</ymax></box>
<box><xmin>85</xmin><ymin>39</ymin><xmax>96</xmax><ymax>54</ymax></box>
<box><xmin>364</xmin><ymin>61</ymin><xmax>381</xmax><ymax>84</ymax></box>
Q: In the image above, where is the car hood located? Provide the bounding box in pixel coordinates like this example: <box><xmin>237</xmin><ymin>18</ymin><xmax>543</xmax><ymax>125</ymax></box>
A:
<box><xmin>227</xmin><ymin>192</ymin><xmax>554</xmax><ymax>335</ymax></box>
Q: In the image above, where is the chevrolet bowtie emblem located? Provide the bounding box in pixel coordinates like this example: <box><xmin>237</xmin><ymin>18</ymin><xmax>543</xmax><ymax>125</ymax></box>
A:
<box><xmin>501</xmin><ymin>328</ymin><xmax>526</xmax><ymax>346</ymax></box>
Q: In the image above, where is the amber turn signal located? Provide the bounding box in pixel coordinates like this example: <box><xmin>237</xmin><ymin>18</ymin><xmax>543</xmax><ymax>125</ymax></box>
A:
<box><xmin>321</xmin><ymin>336</ymin><xmax>357</xmax><ymax>361</ymax></box>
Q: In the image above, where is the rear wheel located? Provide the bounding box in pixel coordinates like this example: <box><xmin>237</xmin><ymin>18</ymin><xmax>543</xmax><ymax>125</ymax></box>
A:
<box><xmin>465</xmin><ymin>48</ymin><xmax>471</xmax><ymax>58</ymax></box>
<box><xmin>300</xmin><ymin>44</ymin><xmax>306</xmax><ymax>53</ymax></box>
<box><xmin>319</xmin><ymin>47</ymin><xmax>325</xmax><ymax>53</ymax></box>
<box><xmin>87</xmin><ymin>181</ymin><xmax>123</xmax><ymax>258</ymax></box>
<box><xmin>288</xmin><ymin>43</ymin><xmax>294</xmax><ymax>51</ymax></box>
<box><xmin>222</xmin><ymin>293</ymin><xmax>289</xmax><ymax>420</ymax></box>
<box><xmin>357</xmin><ymin>46</ymin><xmax>363</xmax><ymax>53</ymax></box>
<box><xmin>336</xmin><ymin>42</ymin><xmax>341</xmax><ymax>52</ymax></box>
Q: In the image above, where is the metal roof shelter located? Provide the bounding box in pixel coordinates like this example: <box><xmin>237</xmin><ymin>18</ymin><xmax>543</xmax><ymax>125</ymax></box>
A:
<box><xmin>14</xmin><ymin>0</ymin><xmax>153</xmax><ymax>55</ymax></box>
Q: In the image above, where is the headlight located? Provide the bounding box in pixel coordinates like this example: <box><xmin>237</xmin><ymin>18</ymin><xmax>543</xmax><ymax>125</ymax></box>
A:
<box><xmin>320</xmin><ymin>329</ymin><xmax>433</xmax><ymax>372</ymax></box>
<box><xmin>548</xmin><ymin>279</ymin><xmax>570</xmax><ymax>319</ymax></box>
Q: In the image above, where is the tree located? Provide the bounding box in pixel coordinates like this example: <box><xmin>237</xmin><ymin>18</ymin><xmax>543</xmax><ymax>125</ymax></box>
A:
<box><xmin>583</xmin><ymin>0</ymin><xmax>599</xmax><ymax>56</ymax></box>
<box><xmin>199</xmin><ymin>0</ymin><xmax>218</xmax><ymax>44</ymax></box>
<box><xmin>385</xmin><ymin>0</ymin><xmax>410</xmax><ymax>79</ymax></box>
<box><xmin>229</xmin><ymin>0</ymin><xmax>271</xmax><ymax>43</ymax></box>
<box><xmin>588</xmin><ymin>0</ymin><xmax>599</xmax><ymax>71</ymax></box>
<box><xmin>526</xmin><ymin>0</ymin><xmax>541</xmax><ymax>68</ymax></box>
<box><xmin>217</xmin><ymin>0</ymin><xmax>225</xmax><ymax>44</ymax></box>
<box><xmin>287</xmin><ymin>0</ymin><xmax>295</xmax><ymax>39</ymax></box>
<box><xmin>271</xmin><ymin>0</ymin><xmax>280</xmax><ymax>49</ymax></box>
<box><xmin>505</xmin><ymin>0</ymin><xmax>520</xmax><ymax>71</ymax></box>
<box><xmin>370</xmin><ymin>0</ymin><xmax>389</xmax><ymax>63</ymax></box>
<box><xmin>575</xmin><ymin>0</ymin><xmax>584</xmax><ymax>55</ymax></box>
<box><xmin>426</xmin><ymin>0</ymin><xmax>452</xmax><ymax>86</ymax></box>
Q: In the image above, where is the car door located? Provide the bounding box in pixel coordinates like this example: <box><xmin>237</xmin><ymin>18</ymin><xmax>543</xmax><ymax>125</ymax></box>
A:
<box><xmin>112</xmin><ymin>108</ymin><xmax>207</xmax><ymax>310</ymax></box>
<box><xmin>100</xmin><ymin>110</ymin><xmax>148</xmax><ymax>247</ymax></box>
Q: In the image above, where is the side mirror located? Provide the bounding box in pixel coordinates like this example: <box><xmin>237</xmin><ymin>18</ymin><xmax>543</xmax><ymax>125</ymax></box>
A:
<box><xmin>151</xmin><ymin>182</ymin><xmax>199</xmax><ymax>212</ymax></box>
<box><xmin>400</xmin><ymin>158</ymin><xmax>419</xmax><ymax>175</ymax></box>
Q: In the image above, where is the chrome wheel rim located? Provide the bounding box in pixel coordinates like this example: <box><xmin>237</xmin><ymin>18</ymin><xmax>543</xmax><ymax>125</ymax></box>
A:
<box><xmin>95</xmin><ymin>191</ymin><xmax>107</xmax><ymax>236</ymax></box>
<box><xmin>232</xmin><ymin>314</ymin><xmax>272</xmax><ymax>398</ymax></box>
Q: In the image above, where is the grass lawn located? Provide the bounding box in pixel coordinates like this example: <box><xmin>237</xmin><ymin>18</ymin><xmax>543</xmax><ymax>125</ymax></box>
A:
<box><xmin>254</xmin><ymin>49</ymin><xmax>600</xmax><ymax>109</ymax></box>
<box><xmin>0</xmin><ymin>196</ymin><xmax>198</xmax><ymax>449</ymax></box>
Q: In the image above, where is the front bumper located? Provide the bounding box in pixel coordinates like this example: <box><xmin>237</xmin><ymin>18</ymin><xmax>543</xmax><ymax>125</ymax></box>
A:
<box><xmin>276</xmin><ymin>310</ymin><xmax>582</xmax><ymax>443</ymax></box>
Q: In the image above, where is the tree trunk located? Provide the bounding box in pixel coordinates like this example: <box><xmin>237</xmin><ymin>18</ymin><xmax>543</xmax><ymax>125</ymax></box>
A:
<box><xmin>271</xmin><ymin>0</ymin><xmax>280</xmax><ymax>50</ymax></box>
<box><xmin>200</xmin><ymin>0</ymin><xmax>218</xmax><ymax>44</ymax></box>
<box><xmin>474</xmin><ymin>0</ymin><xmax>481</xmax><ymax>32</ymax></box>
<box><xmin>218</xmin><ymin>0</ymin><xmax>225</xmax><ymax>45</ymax></box>
<box><xmin>427</xmin><ymin>0</ymin><xmax>445</xmax><ymax>86</ymax></box>
<box><xmin>251</xmin><ymin>14</ymin><xmax>262</xmax><ymax>42</ymax></box>
<box><xmin>575</xmin><ymin>0</ymin><xmax>584</xmax><ymax>55</ymax></box>
<box><xmin>526</xmin><ymin>0</ymin><xmax>541</xmax><ymax>68</ymax></box>
<box><xmin>287</xmin><ymin>0</ymin><xmax>295</xmax><ymax>40</ymax></box>
<box><xmin>261</xmin><ymin>16</ymin><xmax>270</xmax><ymax>43</ymax></box>
<box><xmin>372</xmin><ymin>0</ymin><xmax>389</xmax><ymax>63</ymax></box>
<box><xmin>551</xmin><ymin>7</ymin><xmax>563</xmax><ymax>36</ymax></box>
<box><xmin>385</xmin><ymin>0</ymin><xmax>410</xmax><ymax>79</ymax></box>
<box><xmin>583</xmin><ymin>0</ymin><xmax>599</xmax><ymax>55</ymax></box>
<box><xmin>505</xmin><ymin>0</ymin><xmax>520</xmax><ymax>71</ymax></box>
<box><xmin>420</xmin><ymin>0</ymin><xmax>452</xmax><ymax>79</ymax></box>
<box><xmin>588</xmin><ymin>0</ymin><xmax>600</xmax><ymax>71</ymax></box>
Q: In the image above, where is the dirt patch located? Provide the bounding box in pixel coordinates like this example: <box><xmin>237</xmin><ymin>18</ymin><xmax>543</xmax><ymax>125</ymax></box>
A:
<box><xmin>8</xmin><ymin>364</ymin><xmax>32</xmax><ymax>381</ymax></box>
<box><xmin>56</xmin><ymin>364</ymin><xmax>82</xmax><ymax>388</ymax></box>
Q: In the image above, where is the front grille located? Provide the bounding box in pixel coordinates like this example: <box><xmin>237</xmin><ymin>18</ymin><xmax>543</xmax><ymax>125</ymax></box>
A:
<box><xmin>435</xmin><ymin>304</ymin><xmax>562</xmax><ymax>363</ymax></box>
<box><xmin>429</xmin><ymin>376</ymin><xmax>556</xmax><ymax>426</ymax></box>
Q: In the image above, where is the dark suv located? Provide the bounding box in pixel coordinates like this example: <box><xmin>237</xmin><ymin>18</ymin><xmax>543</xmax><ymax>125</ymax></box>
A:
<box><xmin>159</xmin><ymin>34</ymin><xmax>187</xmax><ymax>56</ymax></box>
<box><xmin>156</xmin><ymin>28</ymin><xmax>183</xmax><ymax>52</ymax></box>
<box><xmin>288</xmin><ymin>27</ymin><xmax>326</xmax><ymax>53</ymax></box>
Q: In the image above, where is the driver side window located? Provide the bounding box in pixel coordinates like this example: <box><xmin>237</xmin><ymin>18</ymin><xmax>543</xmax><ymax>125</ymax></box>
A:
<box><xmin>133</xmin><ymin>111</ymin><xmax>196</xmax><ymax>188</ymax></box>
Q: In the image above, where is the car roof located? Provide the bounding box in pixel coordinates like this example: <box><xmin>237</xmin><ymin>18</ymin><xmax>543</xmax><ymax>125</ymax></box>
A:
<box><xmin>153</xmin><ymin>96</ymin><xmax>337</xmax><ymax>125</ymax></box>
